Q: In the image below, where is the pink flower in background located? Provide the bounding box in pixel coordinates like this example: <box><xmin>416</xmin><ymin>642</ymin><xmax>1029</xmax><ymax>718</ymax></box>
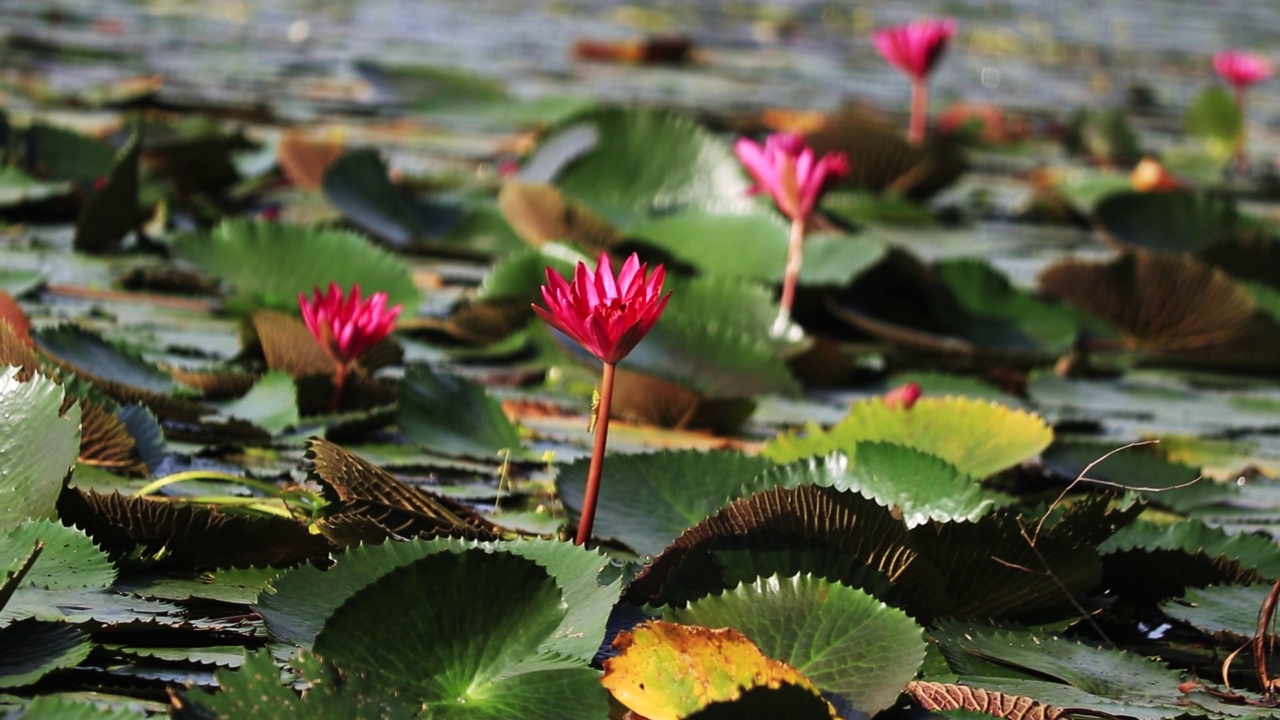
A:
<box><xmin>299</xmin><ymin>283</ymin><xmax>403</xmax><ymax>365</ymax></box>
<box><xmin>1213</xmin><ymin>50</ymin><xmax>1273</xmax><ymax>88</ymax></box>
<box><xmin>734</xmin><ymin>133</ymin><xmax>850</xmax><ymax>223</ymax></box>
<box><xmin>883</xmin><ymin>382</ymin><xmax>923</xmax><ymax>410</ymax></box>
<box><xmin>873</xmin><ymin>18</ymin><xmax>957</xmax><ymax>81</ymax></box>
<box><xmin>533</xmin><ymin>253</ymin><xmax>670</xmax><ymax>365</ymax></box>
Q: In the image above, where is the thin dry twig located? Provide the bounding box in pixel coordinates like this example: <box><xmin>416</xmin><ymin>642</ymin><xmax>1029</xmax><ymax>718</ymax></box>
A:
<box><xmin>1032</xmin><ymin>439</ymin><xmax>1165</xmax><ymax>544</ymax></box>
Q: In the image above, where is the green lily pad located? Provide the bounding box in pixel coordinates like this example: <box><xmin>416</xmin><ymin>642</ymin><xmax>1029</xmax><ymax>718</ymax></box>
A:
<box><xmin>212</xmin><ymin>370</ymin><xmax>299</xmax><ymax>435</ymax></box>
<box><xmin>626</xmin><ymin>209</ymin><xmax>885</xmax><ymax>286</ymax></box>
<box><xmin>932</xmin><ymin>623</ymin><xmax>1187</xmax><ymax>720</ymax></box>
<box><xmin>0</xmin><ymin>622</ymin><xmax>91</xmax><ymax>689</ymax></box>
<box><xmin>73</xmin><ymin>131</ymin><xmax>140</xmax><ymax>254</ymax></box>
<box><xmin>1160</xmin><ymin>582</ymin><xmax>1274</xmax><ymax>639</ymax></box>
<box><xmin>820</xmin><ymin>190</ymin><xmax>937</xmax><ymax>227</ymax></box>
<box><xmin>756</xmin><ymin>446</ymin><xmax>1014</xmax><ymax>527</ymax></box>
<box><xmin>37</xmin><ymin>325</ymin><xmax>176</xmax><ymax>395</ymax></box>
<box><xmin>0</xmin><ymin>520</ymin><xmax>115</xmax><ymax>596</ymax></box>
<box><xmin>171</xmin><ymin>219</ymin><xmax>420</xmax><ymax>315</ymax></box>
<box><xmin>0</xmin><ymin>166</ymin><xmax>70</xmax><ymax>207</ymax></box>
<box><xmin>0</xmin><ymin>368</ymin><xmax>80</xmax><ymax>527</ymax></box>
<box><xmin>259</xmin><ymin>537</ymin><xmax>619</xmax><ymax>664</ymax></box>
<box><xmin>1094</xmin><ymin>191</ymin><xmax>1241</xmax><ymax>255</ymax></box>
<box><xmin>1101</xmin><ymin>518</ymin><xmax>1280</xmax><ymax>583</ymax></box>
<box><xmin>397</xmin><ymin>364</ymin><xmax>527</xmax><ymax>459</ymax></box>
<box><xmin>23</xmin><ymin>124</ymin><xmax>116</xmax><ymax>182</ymax></box>
<box><xmin>322</xmin><ymin>149</ymin><xmax>428</xmax><ymax>247</ymax></box>
<box><xmin>765</xmin><ymin>396</ymin><xmax>1053</xmax><ymax>479</ymax></box>
<box><xmin>668</xmin><ymin>573</ymin><xmax>926</xmax><ymax>716</ymax></box>
<box><xmin>523</xmin><ymin>107</ymin><xmax>752</xmax><ymax>222</ymax></box>
<box><xmin>555</xmin><ymin>450</ymin><xmax>774</xmax><ymax>556</ymax></box>
<box><xmin>1041</xmin><ymin>440</ymin><xmax>1231</xmax><ymax>512</ymax></box>
<box><xmin>1047</xmin><ymin>167</ymin><xmax>1131</xmax><ymax>214</ymax></box>
<box><xmin>312</xmin><ymin>548</ymin><xmax>607</xmax><ymax>719</ymax></box>
<box><xmin>2</xmin><ymin>694</ymin><xmax>153</xmax><ymax>720</ymax></box>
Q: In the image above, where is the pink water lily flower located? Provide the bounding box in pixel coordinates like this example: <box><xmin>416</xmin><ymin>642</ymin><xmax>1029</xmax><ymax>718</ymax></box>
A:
<box><xmin>299</xmin><ymin>283</ymin><xmax>403</xmax><ymax>365</ymax></box>
<box><xmin>533</xmin><ymin>252</ymin><xmax>670</xmax><ymax>365</ymax></box>
<box><xmin>734</xmin><ymin>132</ymin><xmax>850</xmax><ymax>223</ymax></box>
<box><xmin>873</xmin><ymin>18</ymin><xmax>957</xmax><ymax>81</ymax></box>
<box><xmin>883</xmin><ymin>382</ymin><xmax>922</xmax><ymax>410</ymax></box>
<box><xmin>1213</xmin><ymin>50</ymin><xmax>1273</xmax><ymax>88</ymax></box>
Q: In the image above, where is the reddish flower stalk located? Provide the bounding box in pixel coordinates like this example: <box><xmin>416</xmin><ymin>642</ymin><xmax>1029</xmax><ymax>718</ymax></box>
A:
<box><xmin>734</xmin><ymin>133</ymin><xmax>849</xmax><ymax>337</ymax></box>
<box><xmin>873</xmin><ymin>18</ymin><xmax>957</xmax><ymax>145</ymax></box>
<box><xmin>533</xmin><ymin>253</ymin><xmax>670</xmax><ymax>546</ymax></box>
<box><xmin>298</xmin><ymin>283</ymin><xmax>403</xmax><ymax>412</ymax></box>
<box><xmin>1213</xmin><ymin>50</ymin><xmax>1274</xmax><ymax>174</ymax></box>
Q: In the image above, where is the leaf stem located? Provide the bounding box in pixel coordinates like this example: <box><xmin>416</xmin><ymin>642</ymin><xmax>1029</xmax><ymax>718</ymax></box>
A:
<box><xmin>1235</xmin><ymin>85</ymin><xmax>1248</xmax><ymax>176</ymax></box>
<box><xmin>771</xmin><ymin>216</ymin><xmax>807</xmax><ymax>338</ymax></box>
<box><xmin>134</xmin><ymin>470</ymin><xmax>273</xmax><ymax>497</ymax></box>
<box><xmin>329</xmin><ymin>362</ymin><xmax>347</xmax><ymax>413</ymax></box>
<box><xmin>909</xmin><ymin>76</ymin><xmax>928</xmax><ymax>145</ymax></box>
<box><xmin>574</xmin><ymin>361</ymin><xmax>616</xmax><ymax>546</ymax></box>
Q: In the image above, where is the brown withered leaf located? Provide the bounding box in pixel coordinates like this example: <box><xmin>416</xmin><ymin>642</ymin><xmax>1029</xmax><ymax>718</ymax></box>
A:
<box><xmin>162</xmin><ymin>365</ymin><xmax>258</xmax><ymax>400</ymax></box>
<box><xmin>0</xmin><ymin>320</ymin><xmax>41</xmax><ymax>381</ymax></box>
<box><xmin>278</xmin><ymin>126</ymin><xmax>346</xmax><ymax>190</ymax></box>
<box><xmin>612</xmin><ymin>367</ymin><xmax>755</xmax><ymax>433</ymax></box>
<box><xmin>307</xmin><ymin>438</ymin><xmax>501</xmax><ymax>547</ymax></box>
<box><xmin>906</xmin><ymin>681</ymin><xmax>1065</xmax><ymax>720</ymax></box>
<box><xmin>1038</xmin><ymin>251</ymin><xmax>1280</xmax><ymax>353</ymax></box>
<box><xmin>248</xmin><ymin>310</ymin><xmax>336</xmax><ymax>378</ymax></box>
<box><xmin>805</xmin><ymin>108</ymin><xmax>966</xmax><ymax>200</ymax></box>
<box><xmin>497</xmin><ymin>181</ymin><xmax>621</xmax><ymax>253</ymax></box>
<box><xmin>57</xmin><ymin>488</ymin><xmax>330</xmax><ymax>570</ymax></box>
<box><xmin>626</xmin><ymin>484</ymin><xmax>938</xmax><ymax>612</ymax></box>
<box><xmin>78</xmin><ymin>400</ymin><xmax>147</xmax><ymax>476</ymax></box>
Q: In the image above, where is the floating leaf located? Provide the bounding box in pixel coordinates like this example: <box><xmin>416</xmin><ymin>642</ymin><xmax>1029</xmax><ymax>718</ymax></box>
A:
<box><xmin>0</xmin><ymin>368</ymin><xmax>80</xmax><ymax>527</ymax></box>
<box><xmin>307</xmin><ymin>438</ymin><xmax>499</xmax><ymax>545</ymax></box>
<box><xmin>1101</xmin><ymin>518</ymin><xmax>1280</xmax><ymax>599</ymax></box>
<box><xmin>497</xmin><ymin>181</ymin><xmax>620</xmax><ymax>254</ymax></box>
<box><xmin>73</xmin><ymin>131</ymin><xmax>140</xmax><ymax>254</ymax></box>
<box><xmin>805</xmin><ymin>108</ymin><xmax>967</xmax><ymax>199</ymax></box>
<box><xmin>602</xmin><ymin>620</ymin><xmax>834</xmax><ymax>720</ymax></box>
<box><xmin>77</xmin><ymin>400</ymin><xmax>146</xmax><ymax>476</ymax></box>
<box><xmin>23</xmin><ymin>124</ymin><xmax>116</xmax><ymax>182</ymax></box>
<box><xmin>172</xmin><ymin>219</ymin><xmax>419</xmax><ymax>314</ymax></box>
<box><xmin>524</xmin><ymin>107</ymin><xmax>751</xmax><ymax>222</ymax></box>
<box><xmin>765</xmin><ymin>396</ymin><xmax>1053</xmax><ymax>480</ymax></box>
<box><xmin>0</xmin><ymin>165</ymin><xmax>70</xmax><ymax>208</ymax></box>
<box><xmin>278</xmin><ymin>126</ymin><xmax>346</xmax><ymax>190</ymax></box>
<box><xmin>0</xmin><ymin>622</ymin><xmax>91</xmax><ymax>689</ymax></box>
<box><xmin>56</xmin><ymin>488</ymin><xmax>330</xmax><ymax>571</ymax></box>
<box><xmin>397</xmin><ymin>364</ymin><xmax>526</xmax><ymax>459</ymax></box>
<box><xmin>907</xmin><ymin>680</ymin><xmax>1068</xmax><ymax>720</ymax></box>
<box><xmin>668</xmin><ymin>574</ymin><xmax>925</xmax><ymax>715</ymax></box>
<box><xmin>556</xmin><ymin>450</ymin><xmax>774</xmax><ymax>556</ymax></box>
<box><xmin>1038</xmin><ymin>251</ymin><xmax>1280</xmax><ymax>354</ymax></box>
<box><xmin>212</xmin><ymin>370</ymin><xmax>299</xmax><ymax>435</ymax></box>
<box><xmin>322</xmin><ymin>149</ymin><xmax>429</xmax><ymax>246</ymax></box>
<box><xmin>1093</xmin><ymin>191</ymin><xmax>1241</xmax><ymax>255</ymax></box>
<box><xmin>313</xmin><ymin>548</ymin><xmax>608</xmax><ymax>719</ymax></box>
<box><xmin>0</xmin><ymin>520</ymin><xmax>115</xmax><ymax>595</ymax></box>
<box><xmin>1160</xmin><ymin>583</ymin><xmax>1275</xmax><ymax>639</ymax></box>
<box><xmin>756</xmin><ymin>447</ymin><xmax>1014</xmax><ymax>527</ymax></box>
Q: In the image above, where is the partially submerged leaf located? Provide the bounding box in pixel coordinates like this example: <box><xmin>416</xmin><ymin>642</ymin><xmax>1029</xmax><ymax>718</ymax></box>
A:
<box><xmin>396</xmin><ymin>364</ymin><xmax>526</xmax><ymax>458</ymax></box>
<box><xmin>0</xmin><ymin>621</ymin><xmax>91</xmax><ymax>689</ymax></box>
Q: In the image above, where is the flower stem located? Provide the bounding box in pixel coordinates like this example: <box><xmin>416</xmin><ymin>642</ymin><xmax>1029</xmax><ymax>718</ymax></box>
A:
<box><xmin>1234</xmin><ymin>85</ymin><xmax>1248</xmax><ymax>176</ymax></box>
<box><xmin>575</xmin><ymin>361</ymin><xmax>616</xmax><ymax>547</ymax></box>
<box><xmin>909</xmin><ymin>77</ymin><xmax>928</xmax><ymax>145</ymax></box>
<box><xmin>771</xmin><ymin>216</ymin><xmax>807</xmax><ymax>338</ymax></box>
<box><xmin>329</xmin><ymin>362</ymin><xmax>347</xmax><ymax>413</ymax></box>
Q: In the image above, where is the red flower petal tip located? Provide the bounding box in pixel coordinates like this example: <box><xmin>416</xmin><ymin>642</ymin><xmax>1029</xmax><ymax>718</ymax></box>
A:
<box><xmin>532</xmin><ymin>253</ymin><xmax>670</xmax><ymax>365</ymax></box>
<box><xmin>298</xmin><ymin>283</ymin><xmax>403</xmax><ymax>365</ymax></box>
<box><xmin>873</xmin><ymin>17</ymin><xmax>957</xmax><ymax>81</ymax></box>
<box><xmin>734</xmin><ymin>132</ymin><xmax>850</xmax><ymax>223</ymax></box>
<box><xmin>1213</xmin><ymin>50</ymin><xmax>1273</xmax><ymax>88</ymax></box>
<box><xmin>883</xmin><ymin>382</ymin><xmax>923</xmax><ymax>410</ymax></box>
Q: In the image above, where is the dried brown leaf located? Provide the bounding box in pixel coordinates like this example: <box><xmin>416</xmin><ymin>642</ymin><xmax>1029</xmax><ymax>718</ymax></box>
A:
<box><xmin>906</xmin><ymin>681</ymin><xmax>1065</xmax><ymax>720</ymax></box>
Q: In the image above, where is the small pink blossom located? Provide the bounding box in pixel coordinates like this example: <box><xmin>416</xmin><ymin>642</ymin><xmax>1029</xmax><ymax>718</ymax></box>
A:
<box><xmin>873</xmin><ymin>18</ymin><xmax>957</xmax><ymax>81</ymax></box>
<box><xmin>883</xmin><ymin>382</ymin><xmax>922</xmax><ymax>410</ymax></box>
<box><xmin>298</xmin><ymin>283</ymin><xmax>403</xmax><ymax>365</ymax></box>
<box><xmin>1213</xmin><ymin>50</ymin><xmax>1273</xmax><ymax>88</ymax></box>
<box><xmin>734</xmin><ymin>133</ymin><xmax>850</xmax><ymax>223</ymax></box>
<box><xmin>533</xmin><ymin>253</ymin><xmax>670</xmax><ymax>365</ymax></box>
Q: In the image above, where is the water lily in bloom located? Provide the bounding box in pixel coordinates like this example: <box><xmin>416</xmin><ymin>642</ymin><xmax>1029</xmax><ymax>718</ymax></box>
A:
<box><xmin>533</xmin><ymin>252</ymin><xmax>670</xmax><ymax>546</ymax></box>
<box><xmin>734</xmin><ymin>132</ymin><xmax>849</xmax><ymax>337</ymax></box>
<box><xmin>1212</xmin><ymin>50</ymin><xmax>1273</xmax><ymax>173</ymax></box>
<box><xmin>533</xmin><ymin>252</ymin><xmax>670</xmax><ymax>365</ymax></box>
<box><xmin>299</xmin><ymin>283</ymin><xmax>403</xmax><ymax>409</ymax></box>
<box><xmin>1213</xmin><ymin>50</ymin><xmax>1273</xmax><ymax>88</ymax></box>
<box><xmin>873</xmin><ymin>17</ymin><xmax>957</xmax><ymax>144</ymax></box>
<box><xmin>734</xmin><ymin>132</ymin><xmax>851</xmax><ymax>224</ymax></box>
